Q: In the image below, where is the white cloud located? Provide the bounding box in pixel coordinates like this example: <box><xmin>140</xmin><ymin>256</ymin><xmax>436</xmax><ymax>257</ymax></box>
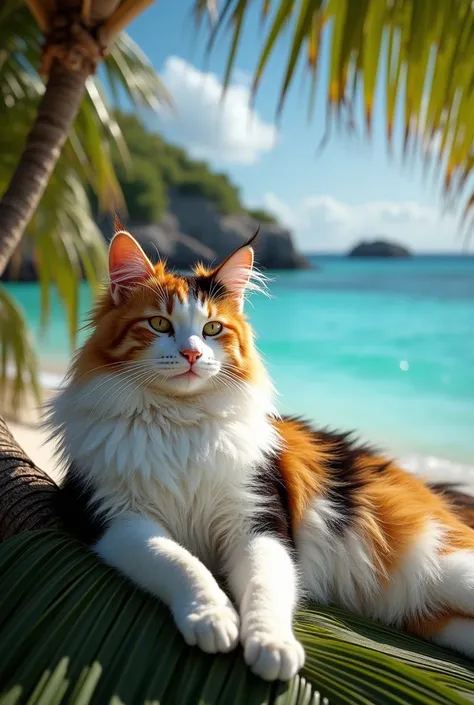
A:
<box><xmin>158</xmin><ymin>57</ymin><xmax>277</xmax><ymax>165</ymax></box>
<box><xmin>261</xmin><ymin>193</ymin><xmax>461</xmax><ymax>253</ymax></box>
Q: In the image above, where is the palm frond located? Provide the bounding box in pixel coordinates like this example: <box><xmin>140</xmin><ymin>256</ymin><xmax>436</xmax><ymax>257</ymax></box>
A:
<box><xmin>0</xmin><ymin>286</ymin><xmax>40</xmax><ymax>414</ymax></box>
<box><xmin>103</xmin><ymin>32</ymin><xmax>170</xmax><ymax>112</ymax></box>
<box><xmin>0</xmin><ymin>85</ymin><xmax>108</xmax><ymax>352</ymax></box>
<box><xmin>28</xmin><ymin>170</ymin><xmax>107</xmax><ymax>347</ymax></box>
<box><xmin>0</xmin><ymin>530</ymin><xmax>473</xmax><ymax>705</ymax></box>
<box><xmin>202</xmin><ymin>0</ymin><xmax>474</xmax><ymax>236</ymax></box>
<box><xmin>0</xmin><ymin>2</ymin><xmax>167</xmax><ymax>212</ymax></box>
<box><xmin>0</xmin><ymin>0</ymin><xmax>42</xmax><ymax>98</ymax></box>
<box><xmin>0</xmin><ymin>1</ymin><xmax>167</xmax><ymax>413</ymax></box>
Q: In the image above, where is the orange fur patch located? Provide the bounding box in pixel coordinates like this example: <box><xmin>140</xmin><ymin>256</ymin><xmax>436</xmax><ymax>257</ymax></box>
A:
<box><xmin>358</xmin><ymin>466</ymin><xmax>438</xmax><ymax>577</ymax></box>
<box><xmin>273</xmin><ymin>418</ymin><xmax>474</xmax><ymax>582</ymax></box>
<box><xmin>404</xmin><ymin>610</ymin><xmax>473</xmax><ymax>639</ymax></box>
<box><xmin>272</xmin><ymin>418</ymin><xmax>328</xmax><ymax>524</ymax></box>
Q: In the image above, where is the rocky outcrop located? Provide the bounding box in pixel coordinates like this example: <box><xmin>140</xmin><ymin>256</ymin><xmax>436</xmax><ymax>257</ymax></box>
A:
<box><xmin>166</xmin><ymin>191</ymin><xmax>307</xmax><ymax>269</ymax></box>
<box><xmin>2</xmin><ymin>193</ymin><xmax>308</xmax><ymax>282</ymax></box>
<box><xmin>103</xmin><ymin>191</ymin><xmax>308</xmax><ymax>270</ymax></box>
<box><xmin>349</xmin><ymin>239</ymin><xmax>411</xmax><ymax>258</ymax></box>
<box><xmin>103</xmin><ymin>213</ymin><xmax>217</xmax><ymax>271</ymax></box>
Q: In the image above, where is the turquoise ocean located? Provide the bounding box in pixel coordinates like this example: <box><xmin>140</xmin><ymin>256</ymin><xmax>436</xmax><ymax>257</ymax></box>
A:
<box><xmin>5</xmin><ymin>255</ymin><xmax>474</xmax><ymax>477</ymax></box>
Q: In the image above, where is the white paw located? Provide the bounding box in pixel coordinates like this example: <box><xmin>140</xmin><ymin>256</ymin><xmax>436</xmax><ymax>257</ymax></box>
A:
<box><xmin>173</xmin><ymin>595</ymin><xmax>240</xmax><ymax>654</ymax></box>
<box><xmin>243</xmin><ymin>630</ymin><xmax>305</xmax><ymax>681</ymax></box>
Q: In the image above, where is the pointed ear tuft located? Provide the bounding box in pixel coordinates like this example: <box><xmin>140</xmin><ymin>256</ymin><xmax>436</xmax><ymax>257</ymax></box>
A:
<box><xmin>108</xmin><ymin>231</ymin><xmax>154</xmax><ymax>304</ymax></box>
<box><xmin>214</xmin><ymin>244</ymin><xmax>255</xmax><ymax>312</ymax></box>
<box><xmin>113</xmin><ymin>212</ymin><xmax>125</xmax><ymax>233</ymax></box>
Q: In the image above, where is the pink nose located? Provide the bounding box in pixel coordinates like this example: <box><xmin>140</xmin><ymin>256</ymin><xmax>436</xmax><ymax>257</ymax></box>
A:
<box><xmin>180</xmin><ymin>349</ymin><xmax>202</xmax><ymax>365</ymax></box>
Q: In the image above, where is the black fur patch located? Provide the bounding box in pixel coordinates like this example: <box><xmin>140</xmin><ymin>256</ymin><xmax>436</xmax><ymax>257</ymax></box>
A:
<box><xmin>184</xmin><ymin>229</ymin><xmax>260</xmax><ymax>302</ymax></box>
<box><xmin>185</xmin><ymin>274</ymin><xmax>226</xmax><ymax>301</ymax></box>
<box><xmin>251</xmin><ymin>458</ymin><xmax>295</xmax><ymax>550</ymax></box>
<box><xmin>55</xmin><ymin>465</ymin><xmax>109</xmax><ymax>545</ymax></box>
<box><xmin>280</xmin><ymin>416</ymin><xmax>388</xmax><ymax>536</ymax></box>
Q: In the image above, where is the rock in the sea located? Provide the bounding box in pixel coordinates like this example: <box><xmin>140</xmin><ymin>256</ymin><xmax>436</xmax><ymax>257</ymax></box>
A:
<box><xmin>349</xmin><ymin>239</ymin><xmax>411</xmax><ymax>258</ymax></box>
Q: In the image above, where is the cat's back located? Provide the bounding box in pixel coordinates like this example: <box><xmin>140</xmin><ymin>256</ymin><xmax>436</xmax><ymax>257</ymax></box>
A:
<box><xmin>271</xmin><ymin>415</ymin><xmax>459</xmax><ymax>533</ymax></box>
<box><xmin>271</xmin><ymin>416</ymin><xmax>474</xmax><ymax>619</ymax></box>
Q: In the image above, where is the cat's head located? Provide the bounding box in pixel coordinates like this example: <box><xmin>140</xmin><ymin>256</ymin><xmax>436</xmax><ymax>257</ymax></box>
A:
<box><xmin>75</xmin><ymin>229</ymin><xmax>267</xmax><ymax>397</ymax></box>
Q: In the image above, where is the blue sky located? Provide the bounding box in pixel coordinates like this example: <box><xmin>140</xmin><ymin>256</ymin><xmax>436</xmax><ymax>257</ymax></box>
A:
<box><xmin>126</xmin><ymin>1</ymin><xmax>463</xmax><ymax>253</ymax></box>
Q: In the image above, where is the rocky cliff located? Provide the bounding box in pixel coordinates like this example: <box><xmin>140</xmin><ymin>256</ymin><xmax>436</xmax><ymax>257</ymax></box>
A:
<box><xmin>2</xmin><ymin>192</ymin><xmax>308</xmax><ymax>282</ymax></box>
<box><xmin>105</xmin><ymin>191</ymin><xmax>308</xmax><ymax>270</ymax></box>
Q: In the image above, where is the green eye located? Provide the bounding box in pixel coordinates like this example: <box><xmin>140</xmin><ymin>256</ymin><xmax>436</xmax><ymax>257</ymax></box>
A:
<box><xmin>149</xmin><ymin>316</ymin><xmax>173</xmax><ymax>334</ymax></box>
<box><xmin>203</xmin><ymin>321</ymin><xmax>223</xmax><ymax>337</ymax></box>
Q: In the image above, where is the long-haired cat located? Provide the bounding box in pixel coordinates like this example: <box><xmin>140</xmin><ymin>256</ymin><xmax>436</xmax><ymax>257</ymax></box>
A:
<box><xmin>47</xmin><ymin>229</ymin><xmax>474</xmax><ymax>682</ymax></box>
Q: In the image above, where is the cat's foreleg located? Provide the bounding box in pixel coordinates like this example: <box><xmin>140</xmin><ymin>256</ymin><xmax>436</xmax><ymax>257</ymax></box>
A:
<box><xmin>226</xmin><ymin>533</ymin><xmax>305</xmax><ymax>681</ymax></box>
<box><xmin>95</xmin><ymin>513</ymin><xmax>239</xmax><ymax>653</ymax></box>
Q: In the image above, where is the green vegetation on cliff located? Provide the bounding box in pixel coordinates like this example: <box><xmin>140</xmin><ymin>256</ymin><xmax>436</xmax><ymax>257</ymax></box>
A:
<box><xmin>110</xmin><ymin>113</ymin><xmax>277</xmax><ymax>223</ymax></box>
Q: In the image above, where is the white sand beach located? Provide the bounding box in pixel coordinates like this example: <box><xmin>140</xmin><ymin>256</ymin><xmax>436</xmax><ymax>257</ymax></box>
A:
<box><xmin>3</xmin><ymin>370</ymin><xmax>64</xmax><ymax>484</ymax></box>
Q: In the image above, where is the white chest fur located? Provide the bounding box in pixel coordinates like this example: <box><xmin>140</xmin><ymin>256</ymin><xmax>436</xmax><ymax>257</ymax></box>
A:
<box><xmin>46</xmin><ymin>373</ymin><xmax>278</xmax><ymax>569</ymax></box>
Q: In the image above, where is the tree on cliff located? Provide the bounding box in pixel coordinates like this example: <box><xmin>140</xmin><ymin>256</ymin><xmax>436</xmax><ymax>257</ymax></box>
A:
<box><xmin>1</xmin><ymin>2</ymin><xmax>474</xmax><ymax>704</ymax></box>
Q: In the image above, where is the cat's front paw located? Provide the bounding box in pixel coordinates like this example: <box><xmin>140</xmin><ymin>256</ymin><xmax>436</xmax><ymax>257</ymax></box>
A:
<box><xmin>173</xmin><ymin>595</ymin><xmax>240</xmax><ymax>654</ymax></box>
<box><xmin>242</xmin><ymin>630</ymin><xmax>305</xmax><ymax>681</ymax></box>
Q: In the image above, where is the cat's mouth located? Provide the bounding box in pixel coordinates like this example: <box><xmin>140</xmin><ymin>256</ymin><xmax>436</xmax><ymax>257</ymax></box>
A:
<box><xmin>173</xmin><ymin>369</ymin><xmax>200</xmax><ymax>379</ymax></box>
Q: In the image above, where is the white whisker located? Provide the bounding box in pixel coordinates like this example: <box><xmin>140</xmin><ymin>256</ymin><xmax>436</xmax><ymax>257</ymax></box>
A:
<box><xmin>91</xmin><ymin>366</ymin><xmax>156</xmax><ymax>419</ymax></box>
<box><xmin>120</xmin><ymin>369</ymin><xmax>162</xmax><ymax>409</ymax></box>
<box><xmin>74</xmin><ymin>362</ymin><xmax>155</xmax><ymax>402</ymax></box>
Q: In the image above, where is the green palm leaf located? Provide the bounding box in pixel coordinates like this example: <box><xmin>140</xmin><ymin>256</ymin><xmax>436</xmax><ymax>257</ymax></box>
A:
<box><xmin>0</xmin><ymin>1</ymin><xmax>167</xmax><ymax>212</ymax></box>
<box><xmin>0</xmin><ymin>286</ymin><xmax>40</xmax><ymax>414</ymax></box>
<box><xmin>201</xmin><ymin>0</ymin><xmax>474</xmax><ymax>236</ymax></box>
<box><xmin>1</xmin><ymin>531</ymin><xmax>473</xmax><ymax>705</ymax></box>
<box><xmin>0</xmin><ymin>2</ymin><xmax>167</xmax><ymax>413</ymax></box>
<box><xmin>0</xmin><ymin>87</ymin><xmax>108</xmax><ymax>398</ymax></box>
<box><xmin>30</xmin><ymin>170</ymin><xmax>108</xmax><ymax>346</ymax></box>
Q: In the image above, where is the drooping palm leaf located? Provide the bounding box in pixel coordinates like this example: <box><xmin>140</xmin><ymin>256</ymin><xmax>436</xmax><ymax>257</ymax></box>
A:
<box><xmin>0</xmin><ymin>74</ymin><xmax>107</xmax><ymax>398</ymax></box>
<box><xmin>0</xmin><ymin>530</ymin><xmax>473</xmax><ymax>705</ymax></box>
<box><xmin>0</xmin><ymin>285</ymin><xmax>41</xmax><ymax>413</ymax></box>
<box><xmin>28</xmin><ymin>169</ymin><xmax>108</xmax><ymax>347</ymax></box>
<box><xmin>199</xmin><ymin>0</ymin><xmax>474</xmax><ymax>237</ymax></box>
<box><xmin>0</xmin><ymin>1</ymin><xmax>168</xmax><ymax>212</ymax></box>
<box><xmin>0</xmin><ymin>87</ymin><xmax>108</xmax><ymax>403</ymax></box>
<box><xmin>0</xmin><ymin>1</ymin><xmax>167</xmax><ymax>412</ymax></box>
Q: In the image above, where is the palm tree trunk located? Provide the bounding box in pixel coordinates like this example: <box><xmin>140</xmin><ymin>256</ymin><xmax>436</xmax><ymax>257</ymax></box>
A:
<box><xmin>0</xmin><ymin>60</ymin><xmax>89</xmax><ymax>276</ymax></box>
<box><xmin>0</xmin><ymin>415</ymin><xmax>61</xmax><ymax>542</ymax></box>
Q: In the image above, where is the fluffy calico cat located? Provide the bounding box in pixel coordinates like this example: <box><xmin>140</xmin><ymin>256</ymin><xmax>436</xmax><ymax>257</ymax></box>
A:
<box><xmin>47</xmin><ymin>229</ymin><xmax>474</xmax><ymax>682</ymax></box>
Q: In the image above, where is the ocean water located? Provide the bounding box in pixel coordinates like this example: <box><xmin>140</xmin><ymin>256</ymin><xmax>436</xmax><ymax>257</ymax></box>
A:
<box><xmin>5</xmin><ymin>255</ymin><xmax>474</xmax><ymax>474</ymax></box>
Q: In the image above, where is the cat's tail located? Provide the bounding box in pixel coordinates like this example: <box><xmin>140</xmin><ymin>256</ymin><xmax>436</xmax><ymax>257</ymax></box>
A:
<box><xmin>429</xmin><ymin>482</ymin><xmax>474</xmax><ymax>531</ymax></box>
<box><xmin>405</xmin><ymin>612</ymin><xmax>474</xmax><ymax>658</ymax></box>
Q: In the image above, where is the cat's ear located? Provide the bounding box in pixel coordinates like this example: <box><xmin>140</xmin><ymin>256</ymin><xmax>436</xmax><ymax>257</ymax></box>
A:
<box><xmin>108</xmin><ymin>231</ymin><xmax>154</xmax><ymax>304</ymax></box>
<box><xmin>214</xmin><ymin>234</ymin><xmax>257</xmax><ymax>312</ymax></box>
